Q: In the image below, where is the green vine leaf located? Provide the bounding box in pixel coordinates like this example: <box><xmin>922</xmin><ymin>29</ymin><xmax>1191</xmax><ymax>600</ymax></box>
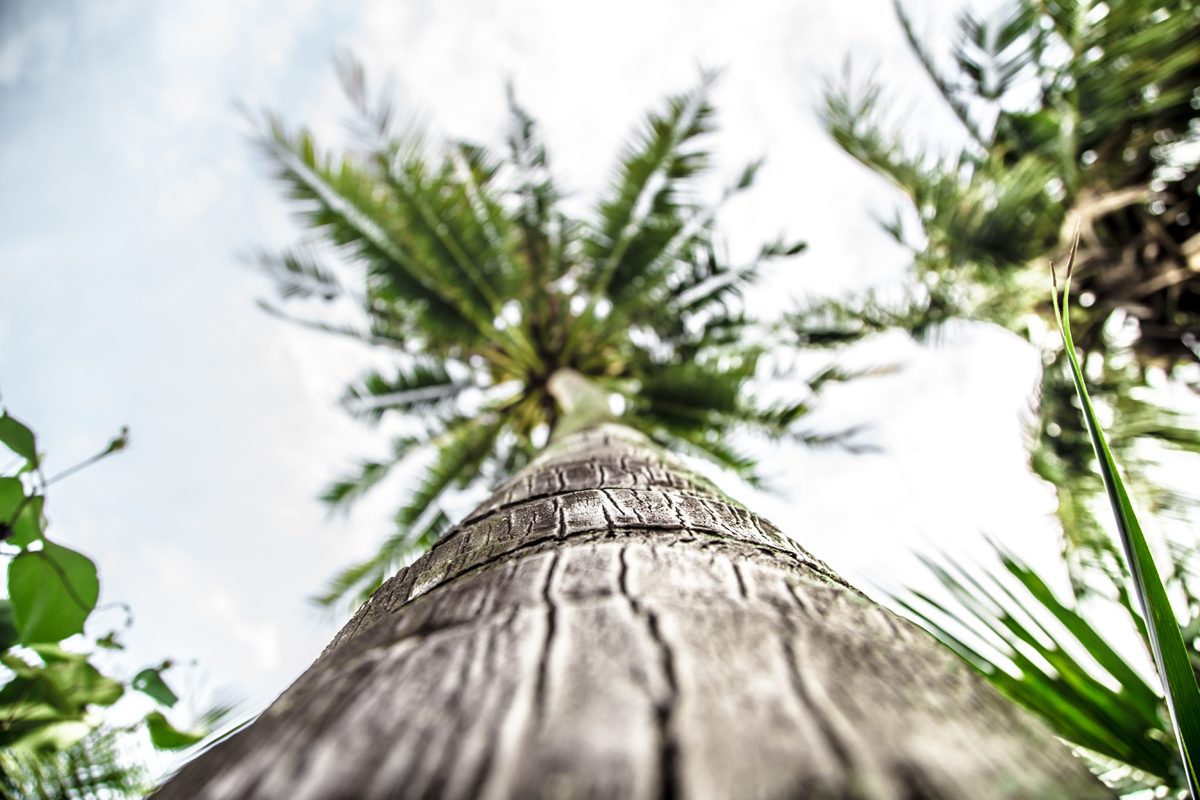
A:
<box><xmin>133</xmin><ymin>664</ymin><xmax>179</xmax><ymax>708</ymax></box>
<box><xmin>144</xmin><ymin>711</ymin><xmax>205</xmax><ymax>750</ymax></box>
<box><xmin>0</xmin><ymin>413</ymin><xmax>38</xmax><ymax>466</ymax></box>
<box><xmin>8</xmin><ymin>542</ymin><xmax>99</xmax><ymax>643</ymax></box>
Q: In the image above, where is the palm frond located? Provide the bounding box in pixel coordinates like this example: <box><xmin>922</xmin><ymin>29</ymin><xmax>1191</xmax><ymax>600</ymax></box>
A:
<box><xmin>632</xmin><ymin>418</ymin><xmax>763</xmax><ymax>488</ymax></box>
<box><xmin>252</xmin><ymin>244</ymin><xmax>346</xmax><ymax>301</ymax></box>
<box><xmin>923</xmin><ymin>153</ymin><xmax>1061</xmax><ymax>271</ymax></box>
<box><xmin>617</xmin><ymin>160</ymin><xmax>768</xmax><ymax>322</ymax></box>
<box><xmin>668</xmin><ymin>236</ymin><xmax>804</xmax><ymax>319</ymax></box>
<box><xmin>258</xmin><ymin>116</ymin><xmax>494</xmax><ymax>346</ymax></box>
<box><xmin>820</xmin><ymin>75</ymin><xmax>930</xmax><ymax>200</ymax></box>
<box><xmin>897</xmin><ymin>550</ymin><xmax>1179</xmax><ymax>781</ymax></box>
<box><xmin>378</xmin><ymin>145</ymin><xmax>545</xmax><ymax>370</ymax></box>
<box><xmin>787</xmin><ymin>287</ymin><xmax>955</xmax><ymax>346</ymax></box>
<box><xmin>505</xmin><ymin>85</ymin><xmax>562</xmax><ymax>285</ymax></box>
<box><xmin>630</xmin><ymin>360</ymin><xmax>852</xmax><ymax>450</ymax></box>
<box><xmin>339</xmin><ymin>362</ymin><xmax>466</xmax><ymax>425</ymax></box>
<box><xmin>892</xmin><ymin>0</ymin><xmax>989</xmax><ymax>145</ymax></box>
<box><xmin>334</xmin><ymin>51</ymin><xmax>403</xmax><ymax>147</ymax></box>
<box><xmin>315</xmin><ymin>413</ymin><xmax>505</xmax><ymax>607</ymax></box>
<box><xmin>451</xmin><ymin>141</ymin><xmax>528</xmax><ymax>302</ymax></box>
<box><xmin>394</xmin><ymin>414</ymin><xmax>505</xmax><ymax>529</ymax></box>
<box><xmin>1073</xmin><ymin>0</ymin><xmax>1200</xmax><ymax>159</ymax></box>
<box><xmin>256</xmin><ymin>299</ymin><xmax>407</xmax><ymax>350</ymax></box>
<box><xmin>585</xmin><ymin>74</ymin><xmax>717</xmax><ymax>301</ymax></box>
<box><xmin>632</xmin><ymin>360</ymin><xmax>754</xmax><ymax>426</ymax></box>
<box><xmin>377</xmin><ymin>151</ymin><xmax>504</xmax><ymax>316</ymax></box>
<box><xmin>949</xmin><ymin>0</ymin><xmax>1040</xmax><ymax>104</ymax></box>
<box><xmin>320</xmin><ymin>434</ymin><xmax>421</xmax><ymax>514</ymax></box>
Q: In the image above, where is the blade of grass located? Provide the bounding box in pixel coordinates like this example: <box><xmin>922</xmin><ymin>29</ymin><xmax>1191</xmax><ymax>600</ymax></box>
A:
<box><xmin>1052</xmin><ymin>232</ymin><xmax>1200</xmax><ymax>797</ymax></box>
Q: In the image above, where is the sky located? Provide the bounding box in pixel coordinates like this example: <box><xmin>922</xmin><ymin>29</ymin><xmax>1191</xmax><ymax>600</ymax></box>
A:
<box><xmin>0</xmin><ymin>0</ymin><xmax>1085</xmax><ymax>752</ymax></box>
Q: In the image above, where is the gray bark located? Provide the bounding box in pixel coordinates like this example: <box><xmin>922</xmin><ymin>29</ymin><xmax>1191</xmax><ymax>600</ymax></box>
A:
<box><xmin>156</xmin><ymin>423</ymin><xmax>1110</xmax><ymax>799</ymax></box>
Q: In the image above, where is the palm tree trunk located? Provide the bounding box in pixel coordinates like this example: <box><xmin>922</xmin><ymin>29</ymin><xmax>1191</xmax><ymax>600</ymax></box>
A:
<box><xmin>156</xmin><ymin>422</ymin><xmax>1109</xmax><ymax>799</ymax></box>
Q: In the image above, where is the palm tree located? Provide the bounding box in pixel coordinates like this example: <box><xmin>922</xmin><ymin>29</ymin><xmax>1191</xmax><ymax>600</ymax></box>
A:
<box><xmin>153</xmin><ymin>63</ymin><xmax>1108</xmax><ymax>797</ymax></box>
<box><xmin>256</xmin><ymin>63</ymin><xmax>818</xmax><ymax>610</ymax></box>
<box><xmin>804</xmin><ymin>0</ymin><xmax>1200</xmax><ymax>792</ymax></box>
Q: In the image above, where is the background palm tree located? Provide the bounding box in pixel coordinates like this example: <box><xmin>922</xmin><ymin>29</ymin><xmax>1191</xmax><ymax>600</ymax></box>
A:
<box><xmin>254</xmin><ymin>59</ymin><xmax>830</xmax><ymax>609</ymax></box>
<box><xmin>804</xmin><ymin>0</ymin><xmax>1200</xmax><ymax>793</ymax></box>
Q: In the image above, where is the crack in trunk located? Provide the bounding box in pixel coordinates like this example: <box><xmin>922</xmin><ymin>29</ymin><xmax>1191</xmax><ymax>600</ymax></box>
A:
<box><xmin>533</xmin><ymin>552</ymin><xmax>560</xmax><ymax>722</ymax></box>
<box><xmin>618</xmin><ymin>545</ymin><xmax>681</xmax><ymax>800</ymax></box>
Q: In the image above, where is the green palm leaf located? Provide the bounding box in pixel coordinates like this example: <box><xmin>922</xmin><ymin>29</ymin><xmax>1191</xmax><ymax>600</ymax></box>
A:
<box><xmin>505</xmin><ymin>85</ymin><xmax>563</xmax><ymax>286</ymax></box>
<box><xmin>256</xmin><ymin>299</ymin><xmax>408</xmax><ymax>350</ymax></box>
<box><xmin>339</xmin><ymin>362</ymin><xmax>466</xmax><ymax>426</ymax></box>
<box><xmin>320</xmin><ymin>434</ymin><xmax>421</xmax><ymax>514</ymax></box>
<box><xmin>314</xmin><ymin>413</ymin><xmax>505</xmax><ymax>607</ymax></box>
<box><xmin>252</xmin><ymin>244</ymin><xmax>345</xmax><ymax>301</ymax></box>
<box><xmin>259</xmin><ymin>117</ymin><xmax>492</xmax><ymax>346</ymax></box>
<box><xmin>585</xmin><ymin>74</ymin><xmax>717</xmax><ymax>302</ymax></box>
<box><xmin>393</xmin><ymin>413</ymin><xmax>505</xmax><ymax>529</ymax></box>
<box><xmin>898</xmin><ymin>549</ymin><xmax>1178</xmax><ymax>780</ymax></box>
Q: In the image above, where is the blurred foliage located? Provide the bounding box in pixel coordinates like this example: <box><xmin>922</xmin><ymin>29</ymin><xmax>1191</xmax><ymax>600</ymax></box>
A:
<box><xmin>812</xmin><ymin>0</ymin><xmax>1200</xmax><ymax>794</ymax></box>
<box><xmin>256</xmin><ymin>59</ymin><xmax>862</xmax><ymax>609</ymax></box>
<box><xmin>0</xmin><ymin>727</ymin><xmax>149</xmax><ymax>800</ymax></box>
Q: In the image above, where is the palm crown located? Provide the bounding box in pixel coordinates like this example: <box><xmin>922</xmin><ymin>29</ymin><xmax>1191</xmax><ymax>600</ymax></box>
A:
<box><xmin>256</xmin><ymin>62</ymin><xmax>822</xmax><ymax>607</ymax></box>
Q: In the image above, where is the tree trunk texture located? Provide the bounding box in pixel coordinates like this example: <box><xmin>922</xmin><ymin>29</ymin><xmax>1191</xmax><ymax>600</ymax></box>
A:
<box><xmin>157</xmin><ymin>424</ymin><xmax>1109</xmax><ymax>799</ymax></box>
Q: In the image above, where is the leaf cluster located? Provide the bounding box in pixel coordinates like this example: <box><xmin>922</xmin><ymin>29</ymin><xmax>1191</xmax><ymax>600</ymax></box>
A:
<box><xmin>0</xmin><ymin>407</ymin><xmax>212</xmax><ymax>772</ymax></box>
